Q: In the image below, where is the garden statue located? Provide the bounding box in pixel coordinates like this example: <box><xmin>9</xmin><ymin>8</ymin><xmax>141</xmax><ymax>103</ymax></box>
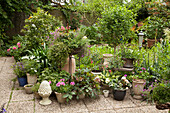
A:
<box><xmin>38</xmin><ymin>80</ymin><xmax>52</xmax><ymax>105</ymax></box>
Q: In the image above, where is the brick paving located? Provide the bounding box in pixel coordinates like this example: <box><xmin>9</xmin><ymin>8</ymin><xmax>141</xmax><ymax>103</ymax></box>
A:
<box><xmin>0</xmin><ymin>57</ymin><xmax>169</xmax><ymax>113</ymax></box>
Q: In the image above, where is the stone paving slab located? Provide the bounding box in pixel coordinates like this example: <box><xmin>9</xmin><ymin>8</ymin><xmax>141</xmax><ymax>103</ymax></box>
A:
<box><xmin>60</xmin><ymin>99</ymin><xmax>88</xmax><ymax>113</ymax></box>
<box><xmin>11</xmin><ymin>90</ymin><xmax>34</xmax><ymax>102</ymax></box>
<box><xmin>115</xmin><ymin>107</ymin><xmax>144</xmax><ymax>113</ymax></box>
<box><xmin>84</xmin><ymin>95</ymin><xmax>114</xmax><ymax>111</ymax></box>
<box><xmin>89</xmin><ymin>109</ymin><xmax>117</xmax><ymax>113</ymax></box>
<box><xmin>140</xmin><ymin>106</ymin><xmax>169</xmax><ymax>113</ymax></box>
<box><xmin>35</xmin><ymin>96</ymin><xmax>62</xmax><ymax>113</ymax></box>
<box><xmin>7</xmin><ymin>101</ymin><xmax>34</xmax><ymax>113</ymax></box>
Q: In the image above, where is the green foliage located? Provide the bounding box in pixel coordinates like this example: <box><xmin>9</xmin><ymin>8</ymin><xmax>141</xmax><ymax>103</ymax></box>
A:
<box><xmin>152</xmin><ymin>81</ymin><xmax>170</xmax><ymax>104</ymax></box>
<box><xmin>47</xmin><ymin>41</ymin><xmax>69</xmax><ymax>70</ymax></box>
<box><xmin>98</xmin><ymin>5</ymin><xmax>136</xmax><ymax>47</ymax></box>
<box><xmin>23</xmin><ymin>59</ymin><xmax>41</xmax><ymax>75</ymax></box>
<box><xmin>142</xmin><ymin>16</ymin><xmax>169</xmax><ymax>39</ymax></box>
<box><xmin>31</xmin><ymin>82</ymin><xmax>40</xmax><ymax>92</ymax></box>
<box><xmin>22</xmin><ymin>7</ymin><xmax>62</xmax><ymax>50</ymax></box>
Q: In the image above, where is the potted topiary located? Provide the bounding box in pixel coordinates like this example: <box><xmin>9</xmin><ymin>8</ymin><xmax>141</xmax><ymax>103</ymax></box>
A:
<box><xmin>98</xmin><ymin>5</ymin><xmax>136</xmax><ymax>54</ymax></box>
<box><xmin>109</xmin><ymin>74</ymin><xmax>131</xmax><ymax>101</ymax></box>
<box><xmin>23</xmin><ymin>59</ymin><xmax>40</xmax><ymax>84</ymax></box>
<box><xmin>13</xmin><ymin>62</ymin><xmax>27</xmax><ymax>87</ymax></box>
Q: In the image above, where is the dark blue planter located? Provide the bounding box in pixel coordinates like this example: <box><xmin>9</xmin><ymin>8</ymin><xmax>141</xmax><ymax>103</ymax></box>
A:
<box><xmin>113</xmin><ymin>89</ymin><xmax>126</xmax><ymax>101</ymax></box>
<box><xmin>17</xmin><ymin>76</ymin><xmax>27</xmax><ymax>87</ymax></box>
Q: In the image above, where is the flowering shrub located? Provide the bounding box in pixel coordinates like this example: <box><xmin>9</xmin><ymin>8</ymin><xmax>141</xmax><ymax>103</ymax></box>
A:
<box><xmin>132</xmin><ymin>67</ymin><xmax>152</xmax><ymax>80</ymax></box>
<box><xmin>7</xmin><ymin>42</ymin><xmax>25</xmax><ymax>61</ymax></box>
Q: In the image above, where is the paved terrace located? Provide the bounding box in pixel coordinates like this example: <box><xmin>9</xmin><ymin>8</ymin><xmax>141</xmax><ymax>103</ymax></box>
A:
<box><xmin>0</xmin><ymin>57</ymin><xmax>169</xmax><ymax>113</ymax></box>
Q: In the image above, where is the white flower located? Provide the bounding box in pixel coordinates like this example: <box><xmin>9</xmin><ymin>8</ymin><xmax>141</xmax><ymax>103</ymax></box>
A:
<box><xmin>32</xmin><ymin>24</ymin><xmax>35</xmax><ymax>27</ymax></box>
<box><xmin>125</xmin><ymin>79</ymin><xmax>130</xmax><ymax>84</ymax></box>
<box><xmin>126</xmin><ymin>87</ymin><xmax>128</xmax><ymax>89</ymax></box>
<box><xmin>83</xmin><ymin>36</ymin><xmax>87</xmax><ymax>39</ymax></box>
<box><xmin>105</xmin><ymin>78</ymin><xmax>110</xmax><ymax>84</ymax></box>
<box><xmin>121</xmin><ymin>76</ymin><xmax>126</xmax><ymax>80</ymax></box>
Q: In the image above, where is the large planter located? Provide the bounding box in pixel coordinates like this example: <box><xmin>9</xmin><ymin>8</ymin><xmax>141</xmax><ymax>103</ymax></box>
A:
<box><xmin>55</xmin><ymin>92</ymin><xmax>66</xmax><ymax>104</ymax></box>
<box><xmin>62</xmin><ymin>55</ymin><xmax>76</xmax><ymax>75</ymax></box>
<box><xmin>17</xmin><ymin>76</ymin><xmax>27</xmax><ymax>87</ymax></box>
<box><xmin>24</xmin><ymin>84</ymin><xmax>33</xmax><ymax>94</ymax></box>
<box><xmin>156</xmin><ymin>102</ymin><xmax>170</xmax><ymax>110</ymax></box>
<box><xmin>147</xmin><ymin>39</ymin><xmax>157</xmax><ymax>48</ymax></box>
<box><xmin>26</xmin><ymin>73</ymin><xmax>37</xmax><ymax>84</ymax></box>
<box><xmin>132</xmin><ymin>79</ymin><xmax>146</xmax><ymax>100</ymax></box>
<box><xmin>113</xmin><ymin>89</ymin><xmax>126</xmax><ymax>101</ymax></box>
<box><xmin>122</xmin><ymin>58</ymin><xmax>134</xmax><ymax>68</ymax></box>
<box><xmin>103</xmin><ymin>54</ymin><xmax>113</xmax><ymax>66</ymax></box>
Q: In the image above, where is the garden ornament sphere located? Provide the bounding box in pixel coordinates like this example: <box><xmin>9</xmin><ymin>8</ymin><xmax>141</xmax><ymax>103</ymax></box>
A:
<box><xmin>38</xmin><ymin>80</ymin><xmax>52</xmax><ymax>105</ymax></box>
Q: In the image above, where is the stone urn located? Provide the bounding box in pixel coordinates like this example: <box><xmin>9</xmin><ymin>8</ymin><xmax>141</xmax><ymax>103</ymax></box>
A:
<box><xmin>24</xmin><ymin>84</ymin><xmax>33</xmax><ymax>94</ymax></box>
<box><xmin>132</xmin><ymin>79</ymin><xmax>146</xmax><ymax>100</ymax></box>
<box><xmin>55</xmin><ymin>92</ymin><xmax>66</xmax><ymax>104</ymax></box>
<box><xmin>26</xmin><ymin>73</ymin><xmax>37</xmax><ymax>84</ymax></box>
<box><xmin>122</xmin><ymin>58</ymin><xmax>134</xmax><ymax>68</ymax></box>
<box><xmin>103</xmin><ymin>54</ymin><xmax>113</xmax><ymax>66</ymax></box>
<box><xmin>103</xmin><ymin>90</ymin><xmax>109</xmax><ymax>98</ymax></box>
<box><xmin>38</xmin><ymin>80</ymin><xmax>52</xmax><ymax>105</ymax></box>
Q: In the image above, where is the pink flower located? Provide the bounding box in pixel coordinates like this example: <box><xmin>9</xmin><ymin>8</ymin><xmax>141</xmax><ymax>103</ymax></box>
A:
<box><xmin>145</xmin><ymin>71</ymin><xmax>147</xmax><ymax>73</ymax></box>
<box><xmin>49</xmin><ymin>81</ymin><xmax>51</xmax><ymax>84</ymax></box>
<box><xmin>91</xmin><ymin>60</ymin><xmax>93</xmax><ymax>64</ymax></box>
<box><xmin>109</xmin><ymin>70</ymin><xmax>111</xmax><ymax>73</ymax></box>
<box><xmin>17</xmin><ymin>42</ymin><xmax>21</xmax><ymax>46</ymax></box>
<box><xmin>13</xmin><ymin>47</ymin><xmax>17</xmax><ymax>50</ymax></box>
<box><xmin>61</xmin><ymin>26</ymin><xmax>65</xmax><ymax>30</ymax></box>
<box><xmin>60</xmin><ymin>79</ymin><xmax>65</xmax><ymax>81</ymax></box>
<box><xmin>56</xmin><ymin>82</ymin><xmax>61</xmax><ymax>87</ymax></box>
<box><xmin>18</xmin><ymin>45</ymin><xmax>21</xmax><ymax>48</ymax></box>
<box><xmin>135</xmin><ymin>85</ymin><xmax>138</xmax><ymax>87</ymax></box>
<box><xmin>132</xmin><ymin>72</ymin><xmax>135</xmax><ymax>74</ymax></box>
<box><xmin>60</xmin><ymin>82</ymin><xmax>65</xmax><ymax>86</ymax></box>
<box><xmin>140</xmin><ymin>71</ymin><xmax>142</xmax><ymax>73</ymax></box>
<box><xmin>106</xmin><ymin>65</ymin><xmax>108</xmax><ymax>68</ymax></box>
<box><xmin>12</xmin><ymin>56</ymin><xmax>14</xmax><ymax>58</ymax></box>
<box><xmin>7</xmin><ymin>48</ymin><xmax>11</xmax><ymax>52</ymax></box>
<box><xmin>124</xmin><ymin>74</ymin><xmax>127</xmax><ymax>77</ymax></box>
<box><xmin>70</xmin><ymin>82</ymin><xmax>75</xmax><ymax>86</ymax></box>
<box><xmin>143</xmin><ymin>82</ymin><xmax>146</xmax><ymax>85</ymax></box>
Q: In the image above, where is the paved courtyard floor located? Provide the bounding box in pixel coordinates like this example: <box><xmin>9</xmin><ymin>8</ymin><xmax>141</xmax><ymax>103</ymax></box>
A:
<box><xmin>0</xmin><ymin>57</ymin><xmax>169</xmax><ymax>113</ymax></box>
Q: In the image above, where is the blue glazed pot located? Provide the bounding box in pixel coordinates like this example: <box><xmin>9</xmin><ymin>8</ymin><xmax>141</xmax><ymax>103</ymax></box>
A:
<box><xmin>17</xmin><ymin>76</ymin><xmax>27</xmax><ymax>87</ymax></box>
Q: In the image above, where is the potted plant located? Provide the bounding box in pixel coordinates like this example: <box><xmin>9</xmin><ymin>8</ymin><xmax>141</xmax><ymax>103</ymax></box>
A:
<box><xmin>23</xmin><ymin>59</ymin><xmax>40</xmax><ymax>84</ymax></box>
<box><xmin>52</xmin><ymin>78</ymin><xmax>76</xmax><ymax>103</ymax></box>
<box><xmin>73</xmin><ymin>69</ymin><xmax>101</xmax><ymax>99</ymax></box>
<box><xmin>31</xmin><ymin>82</ymin><xmax>41</xmax><ymax>99</ymax></box>
<box><xmin>24</xmin><ymin>84</ymin><xmax>33</xmax><ymax>94</ymax></box>
<box><xmin>13</xmin><ymin>62</ymin><xmax>27</xmax><ymax>87</ymax></box>
<box><xmin>121</xmin><ymin>46</ymin><xmax>139</xmax><ymax>68</ymax></box>
<box><xmin>109</xmin><ymin>74</ymin><xmax>131</xmax><ymax>101</ymax></box>
<box><xmin>152</xmin><ymin>80</ymin><xmax>170</xmax><ymax>110</ymax></box>
<box><xmin>131</xmin><ymin>67</ymin><xmax>152</xmax><ymax>100</ymax></box>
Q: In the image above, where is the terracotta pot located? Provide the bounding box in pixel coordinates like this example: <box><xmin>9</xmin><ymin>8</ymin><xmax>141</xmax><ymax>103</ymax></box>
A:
<box><xmin>132</xmin><ymin>79</ymin><xmax>146</xmax><ymax>99</ymax></box>
<box><xmin>122</xmin><ymin>58</ymin><xmax>134</xmax><ymax>68</ymax></box>
<box><xmin>147</xmin><ymin>39</ymin><xmax>157</xmax><ymax>48</ymax></box>
<box><xmin>24</xmin><ymin>84</ymin><xmax>33</xmax><ymax>94</ymax></box>
<box><xmin>26</xmin><ymin>73</ymin><xmax>37</xmax><ymax>84</ymax></box>
<box><xmin>55</xmin><ymin>92</ymin><xmax>66</xmax><ymax>104</ymax></box>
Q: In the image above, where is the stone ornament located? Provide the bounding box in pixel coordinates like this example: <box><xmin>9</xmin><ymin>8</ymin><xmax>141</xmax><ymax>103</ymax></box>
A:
<box><xmin>38</xmin><ymin>80</ymin><xmax>52</xmax><ymax>105</ymax></box>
